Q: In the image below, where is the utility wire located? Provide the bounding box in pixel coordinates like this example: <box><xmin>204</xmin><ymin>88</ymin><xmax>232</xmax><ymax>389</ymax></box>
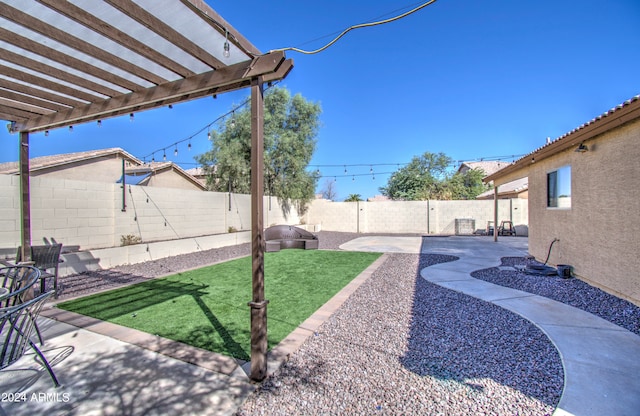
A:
<box><xmin>268</xmin><ymin>0</ymin><xmax>438</xmax><ymax>55</ymax></box>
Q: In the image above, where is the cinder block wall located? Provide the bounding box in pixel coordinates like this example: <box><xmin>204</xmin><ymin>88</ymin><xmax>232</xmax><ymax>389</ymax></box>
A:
<box><xmin>0</xmin><ymin>175</ymin><xmax>299</xmax><ymax>252</ymax></box>
<box><xmin>305</xmin><ymin>198</ymin><xmax>528</xmax><ymax>235</ymax></box>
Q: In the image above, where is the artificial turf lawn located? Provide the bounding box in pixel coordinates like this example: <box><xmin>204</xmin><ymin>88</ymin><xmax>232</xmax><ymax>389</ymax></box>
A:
<box><xmin>57</xmin><ymin>249</ymin><xmax>381</xmax><ymax>360</ymax></box>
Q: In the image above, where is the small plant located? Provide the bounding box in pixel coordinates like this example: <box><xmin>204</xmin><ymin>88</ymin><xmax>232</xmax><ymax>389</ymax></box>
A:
<box><xmin>228</xmin><ymin>226</ymin><xmax>238</xmax><ymax>233</ymax></box>
<box><xmin>120</xmin><ymin>234</ymin><xmax>142</xmax><ymax>246</ymax></box>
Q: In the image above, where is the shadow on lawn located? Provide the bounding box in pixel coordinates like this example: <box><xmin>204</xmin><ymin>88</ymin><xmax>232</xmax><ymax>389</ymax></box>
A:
<box><xmin>58</xmin><ymin>279</ymin><xmax>210</xmax><ymax>319</ymax></box>
<box><xmin>58</xmin><ymin>277</ymin><xmax>250</xmax><ymax>360</ymax></box>
<box><xmin>400</xmin><ymin>237</ymin><xmax>563</xmax><ymax>407</ymax></box>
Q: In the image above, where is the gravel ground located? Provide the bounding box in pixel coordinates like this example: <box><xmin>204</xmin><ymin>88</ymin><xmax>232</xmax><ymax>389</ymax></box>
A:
<box><xmin>53</xmin><ymin>231</ymin><xmax>639</xmax><ymax>415</ymax></box>
<box><xmin>472</xmin><ymin>257</ymin><xmax>640</xmax><ymax>336</ymax></box>
<box><xmin>237</xmin><ymin>251</ymin><xmax>562</xmax><ymax>416</ymax></box>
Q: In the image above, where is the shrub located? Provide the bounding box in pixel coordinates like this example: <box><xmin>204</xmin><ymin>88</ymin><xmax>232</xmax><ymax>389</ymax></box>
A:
<box><xmin>120</xmin><ymin>234</ymin><xmax>142</xmax><ymax>246</ymax></box>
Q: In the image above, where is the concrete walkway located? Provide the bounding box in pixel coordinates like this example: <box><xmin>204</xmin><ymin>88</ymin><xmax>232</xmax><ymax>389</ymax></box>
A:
<box><xmin>342</xmin><ymin>236</ymin><xmax>640</xmax><ymax>416</ymax></box>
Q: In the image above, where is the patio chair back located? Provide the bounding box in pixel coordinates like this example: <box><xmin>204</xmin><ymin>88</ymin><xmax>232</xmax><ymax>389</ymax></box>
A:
<box><xmin>0</xmin><ymin>290</ymin><xmax>59</xmax><ymax>386</ymax></box>
<box><xmin>16</xmin><ymin>244</ymin><xmax>62</xmax><ymax>297</ymax></box>
<box><xmin>0</xmin><ymin>266</ymin><xmax>41</xmax><ymax>309</ymax></box>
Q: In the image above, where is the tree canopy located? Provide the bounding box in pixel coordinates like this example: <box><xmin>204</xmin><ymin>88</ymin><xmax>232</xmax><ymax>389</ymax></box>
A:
<box><xmin>196</xmin><ymin>86</ymin><xmax>321</xmax><ymax>211</ymax></box>
<box><xmin>379</xmin><ymin>152</ymin><xmax>490</xmax><ymax>200</ymax></box>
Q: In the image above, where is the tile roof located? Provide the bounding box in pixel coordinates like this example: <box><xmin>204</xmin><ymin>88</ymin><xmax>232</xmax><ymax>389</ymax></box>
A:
<box><xmin>476</xmin><ymin>177</ymin><xmax>528</xmax><ymax>199</ymax></box>
<box><xmin>0</xmin><ymin>147</ymin><xmax>140</xmax><ymax>174</ymax></box>
<box><xmin>486</xmin><ymin>94</ymin><xmax>640</xmax><ymax>182</ymax></box>
<box><xmin>459</xmin><ymin>161</ymin><xmax>511</xmax><ymax>176</ymax></box>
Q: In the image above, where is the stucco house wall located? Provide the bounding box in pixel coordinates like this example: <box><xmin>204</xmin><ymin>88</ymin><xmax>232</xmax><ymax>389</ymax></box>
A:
<box><xmin>143</xmin><ymin>167</ymin><xmax>204</xmax><ymax>191</ymax></box>
<box><xmin>486</xmin><ymin>96</ymin><xmax>640</xmax><ymax>306</ymax></box>
<box><xmin>29</xmin><ymin>155</ymin><xmax>129</xmax><ymax>183</ymax></box>
<box><xmin>527</xmin><ymin>118</ymin><xmax>640</xmax><ymax>304</ymax></box>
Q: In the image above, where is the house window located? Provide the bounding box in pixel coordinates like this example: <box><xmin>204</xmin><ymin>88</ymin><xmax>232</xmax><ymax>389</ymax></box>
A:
<box><xmin>547</xmin><ymin>165</ymin><xmax>571</xmax><ymax>208</ymax></box>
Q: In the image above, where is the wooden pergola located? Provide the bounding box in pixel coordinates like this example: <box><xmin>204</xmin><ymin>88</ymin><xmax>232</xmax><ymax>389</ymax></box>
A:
<box><xmin>0</xmin><ymin>0</ymin><xmax>292</xmax><ymax>381</ymax></box>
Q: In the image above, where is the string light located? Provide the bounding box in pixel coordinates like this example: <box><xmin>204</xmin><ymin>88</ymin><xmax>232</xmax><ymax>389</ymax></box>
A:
<box><xmin>44</xmin><ymin>130</ymin><xmax>49</xmax><ymax>136</ymax></box>
<box><xmin>129</xmin><ymin>113</ymin><xmax>134</xmax><ymax>122</ymax></box>
<box><xmin>68</xmin><ymin>126</ymin><xmax>73</xmax><ymax>132</ymax></box>
<box><xmin>174</xmin><ymin>146</ymin><xmax>178</xmax><ymax>156</ymax></box>
<box><xmin>223</xmin><ymin>30</ymin><xmax>230</xmax><ymax>58</ymax></box>
<box><xmin>97</xmin><ymin>120</ymin><xmax>102</xmax><ymax>127</ymax></box>
<box><xmin>139</xmin><ymin>81</ymin><xmax>281</xmax><ymax>163</ymax></box>
<box><xmin>163</xmin><ymin>149</ymin><xmax>166</xmax><ymax>161</ymax></box>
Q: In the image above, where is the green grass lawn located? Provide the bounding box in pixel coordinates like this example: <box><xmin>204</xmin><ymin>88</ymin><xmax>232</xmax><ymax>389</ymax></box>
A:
<box><xmin>58</xmin><ymin>249</ymin><xmax>381</xmax><ymax>360</ymax></box>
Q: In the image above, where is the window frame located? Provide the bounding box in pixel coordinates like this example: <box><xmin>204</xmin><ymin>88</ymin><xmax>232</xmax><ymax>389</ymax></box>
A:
<box><xmin>546</xmin><ymin>165</ymin><xmax>571</xmax><ymax>209</ymax></box>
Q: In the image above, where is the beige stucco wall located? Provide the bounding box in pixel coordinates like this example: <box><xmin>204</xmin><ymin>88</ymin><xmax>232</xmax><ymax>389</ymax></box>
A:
<box><xmin>144</xmin><ymin>168</ymin><xmax>203</xmax><ymax>191</ymax></box>
<box><xmin>528</xmin><ymin>118</ymin><xmax>640</xmax><ymax>305</ymax></box>
<box><xmin>30</xmin><ymin>155</ymin><xmax>127</xmax><ymax>183</ymax></box>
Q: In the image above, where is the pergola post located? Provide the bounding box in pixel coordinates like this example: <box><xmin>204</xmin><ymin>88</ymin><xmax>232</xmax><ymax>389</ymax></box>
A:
<box><xmin>493</xmin><ymin>185</ymin><xmax>499</xmax><ymax>242</ymax></box>
<box><xmin>248</xmin><ymin>77</ymin><xmax>269</xmax><ymax>381</ymax></box>
<box><xmin>19</xmin><ymin>131</ymin><xmax>32</xmax><ymax>261</ymax></box>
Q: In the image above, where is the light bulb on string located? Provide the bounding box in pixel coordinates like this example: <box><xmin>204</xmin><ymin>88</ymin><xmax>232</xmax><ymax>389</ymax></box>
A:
<box><xmin>68</xmin><ymin>126</ymin><xmax>73</xmax><ymax>132</ymax></box>
<box><xmin>188</xmin><ymin>141</ymin><xmax>192</xmax><ymax>151</ymax></box>
<box><xmin>174</xmin><ymin>146</ymin><xmax>178</xmax><ymax>157</ymax></box>
<box><xmin>163</xmin><ymin>149</ymin><xmax>166</xmax><ymax>161</ymax></box>
<box><xmin>352</xmin><ymin>175</ymin><xmax>355</xmax><ymax>181</ymax></box>
<box><xmin>344</xmin><ymin>165</ymin><xmax>347</xmax><ymax>174</ymax></box>
<box><xmin>97</xmin><ymin>120</ymin><xmax>102</xmax><ymax>127</ymax></box>
<box><xmin>129</xmin><ymin>113</ymin><xmax>134</xmax><ymax>122</ymax></box>
<box><xmin>44</xmin><ymin>130</ymin><xmax>49</xmax><ymax>137</ymax></box>
<box><xmin>223</xmin><ymin>30</ymin><xmax>230</xmax><ymax>58</ymax></box>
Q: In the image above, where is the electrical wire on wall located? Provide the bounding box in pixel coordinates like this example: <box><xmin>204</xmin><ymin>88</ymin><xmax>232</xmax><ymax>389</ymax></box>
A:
<box><xmin>137</xmin><ymin>187</ymin><xmax>193</xmax><ymax>248</ymax></box>
<box><xmin>128</xmin><ymin>185</ymin><xmax>144</xmax><ymax>245</ymax></box>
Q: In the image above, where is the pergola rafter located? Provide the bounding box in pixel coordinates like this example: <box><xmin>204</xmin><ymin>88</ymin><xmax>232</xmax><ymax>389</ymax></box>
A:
<box><xmin>0</xmin><ymin>0</ymin><xmax>291</xmax><ymax>381</ymax></box>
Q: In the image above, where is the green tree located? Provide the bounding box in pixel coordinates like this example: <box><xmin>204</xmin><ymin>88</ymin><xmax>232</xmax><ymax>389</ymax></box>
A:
<box><xmin>379</xmin><ymin>152</ymin><xmax>491</xmax><ymax>200</ymax></box>
<box><xmin>345</xmin><ymin>194</ymin><xmax>363</xmax><ymax>202</ymax></box>
<box><xmin>197</xmin><ymin>87</ymin><xmax>321</xmax><ymax>211</ymax></box>
<box><xmin>444</xmin><ymin>168</ymin><xmax>491</xmax><ymax>200</ymax></box>
<box><xmin>379</xmin><ymin>152</ymin><xmax>452</xmax><ymax>200</ymax></box>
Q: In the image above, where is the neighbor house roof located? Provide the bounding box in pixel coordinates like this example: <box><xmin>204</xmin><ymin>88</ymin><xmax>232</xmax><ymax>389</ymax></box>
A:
<box><xmin>0</xmin><ymin>147</ymin><xmax>140</xmax><ymax>175</ymax></box>
<box><xmin>126</xmin><ymin>161</ymin><xmax>206</xmax><ymax>190</ymax></box>
<box><xmin>485</xmin><ymin>94</ymin><xmax>640</xmax><ymax>183</ymax></box>
<box><xmin>476</xmin><ymin>177</ymin><xmax>528</xmax><ymax>199</ymax></box>
<box><xmin>458</xmin><ymin>161</ymin><xmax>511</xmax><ymax>177</ymax></box>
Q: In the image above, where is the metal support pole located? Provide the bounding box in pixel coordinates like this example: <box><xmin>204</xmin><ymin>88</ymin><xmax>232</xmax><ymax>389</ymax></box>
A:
<box><xmin>493</xmin><ymin>186</ymin><xmax>499</xmax><ymax>242</ymax></box>
<box><xmin>248</xmin><ymin>77</ymin><xmax>269</xmax><ymax>381</ymax></box>
<box><xmin>121</xmin><ymin>159</ymin><xmax>126</xmax><ymax>212</ymax></box>
<box><xmin>19</xmin><ymin>131</ymin><xmax>32</xmax><ymax>261</ymax></box>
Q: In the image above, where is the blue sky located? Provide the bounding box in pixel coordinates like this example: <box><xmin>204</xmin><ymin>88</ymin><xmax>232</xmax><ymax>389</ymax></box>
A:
<box><xmin>1</xmin><ymin>0</ymin><xmax>639</xmax><ymax>200</ymax></box>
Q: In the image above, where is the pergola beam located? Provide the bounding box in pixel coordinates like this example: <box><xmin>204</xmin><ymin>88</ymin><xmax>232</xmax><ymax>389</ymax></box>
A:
<box><xmin>10</xmin><ymin>53</ymin><xmax>290</xmax><ymax>133</ymax></box>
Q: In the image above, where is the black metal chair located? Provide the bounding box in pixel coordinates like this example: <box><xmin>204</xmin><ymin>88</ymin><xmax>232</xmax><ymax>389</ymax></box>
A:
<box><xmin>15</xmin><ymin>244</ymin><xmax>63</xmax><ymax>298</ymax></box>
<box><xmin>0</xmin><ymin>290</ymin><xmax>59</xmax><ymax>387</ymax></box>
<box><xmin>0</xmin><ymin>266</ymin><xmax>44</xmax><ymax>345</ymax></box>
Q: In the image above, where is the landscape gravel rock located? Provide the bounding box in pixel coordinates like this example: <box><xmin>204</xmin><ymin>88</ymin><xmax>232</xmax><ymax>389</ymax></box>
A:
<box><xmin>237</xmin><ymin>251</ymin><xmax>562</xmax><ymax>416</ymax></box>
<box><xmin>53</xmin><ymin>232</ymin><xmax>639</xmax><ymax>415</ymax></box>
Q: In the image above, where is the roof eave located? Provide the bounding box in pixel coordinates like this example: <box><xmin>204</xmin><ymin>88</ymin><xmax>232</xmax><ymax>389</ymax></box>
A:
<box><xmin>485</xmin><ymin>96</ymin><xmax>640</xmax><ymax>183</ymax></box>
